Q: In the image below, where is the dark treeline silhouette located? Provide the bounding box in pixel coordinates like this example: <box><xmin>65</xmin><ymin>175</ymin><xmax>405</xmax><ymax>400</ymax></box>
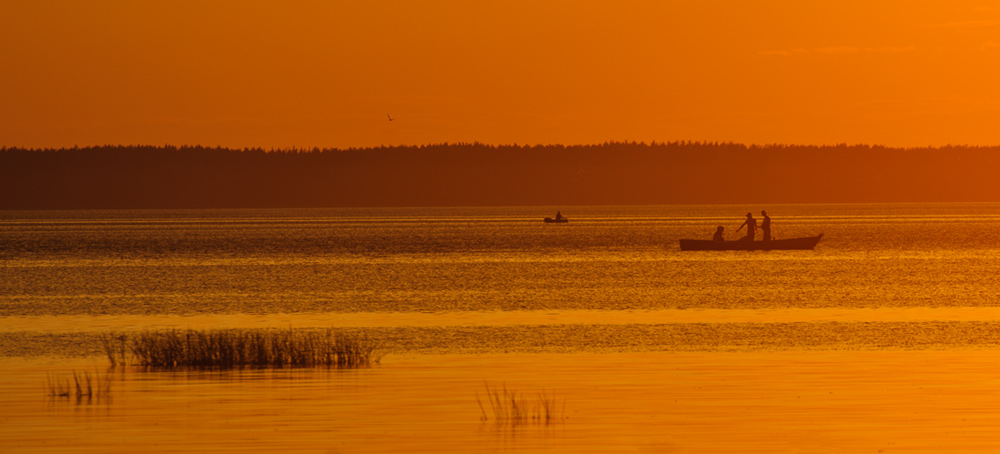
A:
<box><xmin>3</xmin><ymin>142</ymin><xmax>1000</xmax><ymax>209</ymax></box>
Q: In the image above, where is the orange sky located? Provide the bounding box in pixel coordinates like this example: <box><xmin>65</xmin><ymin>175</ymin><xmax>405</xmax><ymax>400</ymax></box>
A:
<box><xmin>3</xmin><ymin>0</ymin><xmax>1000</xmax><ymax>149</ymax></box>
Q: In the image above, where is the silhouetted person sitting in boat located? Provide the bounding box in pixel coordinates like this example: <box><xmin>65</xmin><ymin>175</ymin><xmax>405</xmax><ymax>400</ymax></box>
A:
<box><xmin>760</xmin><ymin>210</ymin><xmax>771</xmax><ymax>241</ymax></box>
<box><xmin>713</xmin><ymin>226</ymin><xmax>725</xmax><ymax>242</ymax></box>
<box><xmin>736</xmin><ymin>212</ymin><xmax>756</xmax><ymax>241</ymax></box>
<box><xmin>555</xmin><ymin>211</ymin><xmax>564</xmax><ymax>221</ymax></box>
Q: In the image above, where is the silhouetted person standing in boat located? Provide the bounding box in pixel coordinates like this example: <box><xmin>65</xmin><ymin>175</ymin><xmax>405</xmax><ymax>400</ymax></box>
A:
<box><xmin>760</xmin><ymin>210</ymin><xmax>771</xmax><ymax>241</ymax></box>
<box><xmin>555</xmin><ymin>211</ymin><xmax>564</xmax><ymax>221</ymax></box>
<box><xmin>736</xmin><ymin>212</ymin><xmax>756</xmax><ymax>241</ymax></box>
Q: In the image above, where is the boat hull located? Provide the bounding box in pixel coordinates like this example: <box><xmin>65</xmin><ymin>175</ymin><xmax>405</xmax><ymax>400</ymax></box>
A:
<box><xmin>543</xmin><ymin>217</ymin><xmax>569</xmax><ymax>223</ymax></box>
<box><xmin>679</xmin><ymin>234</ymin><xmax>823</xmax><ymax>251</ymax></box>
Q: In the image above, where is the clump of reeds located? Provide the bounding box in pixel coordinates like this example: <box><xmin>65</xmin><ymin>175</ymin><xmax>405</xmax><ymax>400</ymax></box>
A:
<box><xmin>101</xmin><ymin>328</ymin><xmax>384</xmax><ymax>370</ymax></box>
<box><xmin>477</xmin><ymin>382</ymin><xmax>565</xmax><ymax>425</ymax></box>
<box><xmin>46</xmin><ymin>370</ymin><xmax>112</xmax><ymax>403</ymax></box>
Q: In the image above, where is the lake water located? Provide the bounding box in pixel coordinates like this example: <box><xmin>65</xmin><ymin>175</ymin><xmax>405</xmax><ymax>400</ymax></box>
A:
<box><xmin>3</xmin><ymin>204</ymin><xmax>1000</xmax><ymax>452</ymax></box>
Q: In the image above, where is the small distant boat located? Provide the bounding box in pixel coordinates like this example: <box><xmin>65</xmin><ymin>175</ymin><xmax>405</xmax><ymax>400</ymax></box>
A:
<box><xmin>679</xmin><ymin>234</ymin><xmax>823</xmax><ymax>251</ymax></box>
<box><xmin>543</xmin><ymin>217</ymin><xmax>569</xmax><ymax>223</ymax></box>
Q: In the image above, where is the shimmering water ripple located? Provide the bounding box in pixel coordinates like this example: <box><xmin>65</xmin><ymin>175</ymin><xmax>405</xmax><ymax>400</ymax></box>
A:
<box><xmin>3</xmin><ymin>203</ymin><xmax>1000</xmax><ymax>354</ymax></box>
<box><xmin>6</xmin><ymin>204</ymin><xmax>1000</xmax><ymax>453</ymax></box>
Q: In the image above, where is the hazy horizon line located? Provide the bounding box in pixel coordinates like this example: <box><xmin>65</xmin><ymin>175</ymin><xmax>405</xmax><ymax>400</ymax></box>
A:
<box><xmin>6</xmin><ymin>140</ymin><xmax>1000</xmax><ymax>153</ymax></box>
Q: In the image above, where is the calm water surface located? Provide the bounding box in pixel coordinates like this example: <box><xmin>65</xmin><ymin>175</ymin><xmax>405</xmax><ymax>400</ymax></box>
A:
<box><xmin>3</xmin><ymin>204</ymin><xmax>1000</xmax><ymax>452</ymax></box>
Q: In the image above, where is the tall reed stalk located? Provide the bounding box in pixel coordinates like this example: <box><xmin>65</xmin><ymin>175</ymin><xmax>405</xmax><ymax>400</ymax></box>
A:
<box><xmin>101</xmin><ymin>328</ymin><xmax>383</xmax><ymax>369</ymax></box>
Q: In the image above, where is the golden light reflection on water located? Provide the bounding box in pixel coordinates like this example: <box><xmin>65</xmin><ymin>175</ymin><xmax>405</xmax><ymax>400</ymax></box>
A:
<box><xmin>6</xmin><ymin>351</ymin><xmax>1000</xmax><ymax>453</ymax></box>
<box><xmin>9</xmin><ymin>307</ymin><xmax>1000</xmax><ymax>334</ymax></box>
<box><xmin>5</xmin><ymin>205</ymin><xmax>1000</xmax><ymax>451</ymax></box>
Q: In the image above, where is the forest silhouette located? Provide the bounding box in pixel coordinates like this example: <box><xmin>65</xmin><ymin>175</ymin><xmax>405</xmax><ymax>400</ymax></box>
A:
<box><xmin>3</xmin><ymin>142</ymin><xmax>1000</xmax><ymax>209</ymax></box>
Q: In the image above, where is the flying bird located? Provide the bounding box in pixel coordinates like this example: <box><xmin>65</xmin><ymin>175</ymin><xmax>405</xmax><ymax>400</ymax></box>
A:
<box><xmin>387</xmin><ymin>113</ymin><xmax>394</xmax><ymax>121</ymax></box>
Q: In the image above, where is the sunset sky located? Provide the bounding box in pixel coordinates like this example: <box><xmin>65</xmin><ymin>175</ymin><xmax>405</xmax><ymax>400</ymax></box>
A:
<box><xmin>4</xmin><ymin>0</ymin><xmax>1000</xmax><ymax>149</ymax></box>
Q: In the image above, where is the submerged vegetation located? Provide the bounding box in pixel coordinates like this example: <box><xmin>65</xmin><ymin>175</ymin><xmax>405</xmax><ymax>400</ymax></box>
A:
<box><xmin>477</xmin><ymin>383</ymin><xmax>565</xmax><ymax>425</ymax></box>
<box><xmin>46</xmin><ymin>370</ymin><xmax>112</xmax><ymax>403</ymax></box>
<box><xmin>101</xmin><ymin>328</ymin><xmax>384</xmax><ymax>369</ymax></box>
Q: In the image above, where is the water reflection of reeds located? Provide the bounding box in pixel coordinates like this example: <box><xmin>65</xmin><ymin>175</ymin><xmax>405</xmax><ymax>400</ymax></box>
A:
<box><xmin>101</xmin><ymin>328</ymin><xmax>384</xmax><ymax>369</ymax></box>
<box><xmin>46</xmin><ymin>370</ymin><xmax>112</xmax><ymax>404</ymax></box>
<box><xmin>477</xmin><ymin>382</ymin><xmax>565</xmax><ymax>426</ymax></box>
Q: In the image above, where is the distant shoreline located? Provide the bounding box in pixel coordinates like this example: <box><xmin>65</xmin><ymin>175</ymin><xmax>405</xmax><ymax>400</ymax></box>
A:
<box><xmin>4</xmin><ymin>142</ymin><xmax>1000</xmax><ymax>209</ymax></box>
